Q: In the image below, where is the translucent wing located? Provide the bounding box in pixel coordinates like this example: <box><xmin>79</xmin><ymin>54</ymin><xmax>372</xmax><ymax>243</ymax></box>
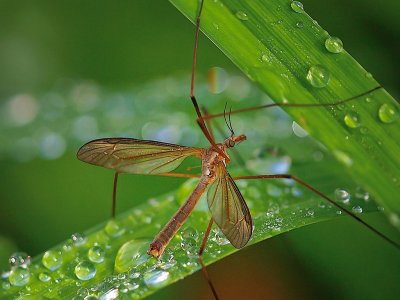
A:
<box><xmin>207</xmin><ymin>163</ymin><xmax>252</xmax><ymax>248</ymax></box>
<box><xmin>77</xmin><ymin>138</ymin><xmax>202</xmax><ymax>174</ymax></box>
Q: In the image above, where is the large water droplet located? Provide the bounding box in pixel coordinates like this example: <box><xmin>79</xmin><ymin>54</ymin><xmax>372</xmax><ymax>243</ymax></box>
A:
<box><xmin>344</xmin><ymin>111</ymin><xmax>361</xmax><ymax>128</ymax></box>
<box><xmin>207</xmin><ymin>67</ymin><xmax>228</xmax><ymax>94</ymax></box>
<box><xmin>104</xmin><ymin>220</ymin><xmax>126</xmax><ymax>238</ymax></box>
<box><xmin>325</xmin><ymin>37</ymin><xmax>343</xmax><ymax>53</ymax></box>
<box><xmin>290</xmin><ymin>1</ymin><xmax>304</xmax><ymax>13</ymax></box>
<box><xmin>9</xmin><ymin>252</ymin><xmax>31</xmax><ymax>268</ymax></box>
<box><xmin>87</xmin><ymin>246</ymin><xmax>105</xmax><ymax>264</ymax></box>
<box><xmin>9</xmin><ymin>267</ymin><xmax>30</xmax><ymax>286</ymax></box>
<box><xmin>335</xmin><ymin>188</ymin><xmax>350</xmax><ymax>204</ymax></box>
<box><xmin>74</xmin><ymin>261</ymin><xmax>96</xmax><ymax>281</ymax></box>
<box><xmin>292</xmin><ymin>121</ymin><xmax>308</xmax><ymax>137</ymax></box>
<box><xmin>236</xmin><ymin>11</ymin><xmax>248</xmax><ymax>21</ymax></box>
<box><xmin>114</xmin><ymin>240</ymin><xmax>150</xmax><ymax>273</ymax></box>
<box><xmin>378</xmin><ymin>103</ymin><xmax>398</xmax><ymax>123</ymax></box>
<box><xmin>42</xmin><ymin>250</ymin><xmax>63</xmax><ymax>271</ymax></box>
<box><xmin>144</xmin><ymin>270</ymin><xmax>170</xmax><ymax>288</ymax></box>
<box><xmin>306</xmin><ymin>65</ymin><xmax>330</xmax><ymax>88</ymax></box>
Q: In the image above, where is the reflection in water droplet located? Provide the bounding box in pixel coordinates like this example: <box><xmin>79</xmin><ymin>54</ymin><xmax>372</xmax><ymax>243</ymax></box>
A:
<box><xmin>290</xmin><ymin>1</ymin><xmax>304</xmax><ymax>13</ymax></box>
<box><xmin>9</xmin><ymin>267</ymin><xmax>30</xmax><ymax>286</ymax></box>
<box><xmin>295</xmin><ymin>21</ymin><xmax>304</xmax><ymax>28</ymax></box>
<box><xmin>207</xmin><ymin>67</ymin><xmax>228</xmax><ymax>94</ymax></box>
<box><xmin>306</xmin><ymin>65</ymin><xmax>330</xmax><ymax>88</ymax></box>
<box><xmin>42</xmin><ymin>250</ymin><xmax>63</xmax><ymax>271</ymax></box>
<box><xmin>38</xmin><ymin>272</ymin><xmax>51</xmax><ymax>282</ymax></box>
<box><xmin>378</xmin><ymin>103</ymin><xmax>398</xmax><ymax>123</ymax></box>
<box><xmin>325</xmin><ymin>37</ymin><xmax>343</xmax><ymax>53</ymax></box>
<box><xmin>115</xmin><ymin>240</ymin><xmax>150</xmax><ymax>273</ymax></box>
<box><xmin>344</xmin><ymin>112</ymin><xmax>361</xmax><ymax>128</ymax></box>
<box><xmin>99</xmin><ymin>288</ymin><xmax>118</xmax><ymax>300</ymax></box>
<box><xmin>104</xmin><ymin>220</ymin><xmax>126</xmax><ymax>238</ymax></box>
<box><xmin>236</xmin><ymin>11</ymin><xmax>248</xmax><ymax>21</ymax></box>
<box><xmin>144</xmin><ymin>270</ymin><xmax>170</xmax><ymax>288</ymax></box>
<box><xmin>88</xmin><ymin>246</ymin><xmax>105</xmax><ymax>263</ymax></box>
<box><xmin>335</xmin><ymin>188</ymin><xmax>350</xmax><ymax>204</ymax></box>
<box><xmin>352</xmin><ymin>206</ymin><xmax>363</xmax><ymax>214</ymax></box>
<box><xmin>72</xmin><ymin>232</ymin><xmax>86</xmax><ymax>246</ymax></box>
<box><xmin>213</xmin><ymin>230</ymin><xmax>230</xmax><ymax>246</ymax></box>
<box><xmin>9</xmin><ymin>252</ymin><xmax>30</xmax><ymax>268</ymax></box>
<box><xmin>75</xmin><ymin>261</ymin><xmax>96</xmax><ymax>281</ymax></box>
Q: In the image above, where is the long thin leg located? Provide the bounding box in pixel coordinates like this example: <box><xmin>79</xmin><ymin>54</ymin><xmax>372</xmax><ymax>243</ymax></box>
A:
<box><xmin>111</xmin><ymin>172</ymin><xmax>200</xmax><ymax>217</ymax></box>
<box><xmin>198</xmin><ymin>218</ymin><xmax>219</xmax><ymax>300</ymax></box>
<box><xmin>203</xmin><ymin>85</ymin><xmax>383</xmax><ymax>120</ymax></box>
<box><xmin>189</xmin><ymin>0</ymin><xmax>229</xmax><ymax>161</ymax></box>
<box><xmin>112</xmin><ymin>172</ymin><xmax>119</xmax><ymax>218</ymax></box>
<box><xmin>233</xmin><ymin>174</ymin><xmax>400</xmax><ymax>251</ymax></box>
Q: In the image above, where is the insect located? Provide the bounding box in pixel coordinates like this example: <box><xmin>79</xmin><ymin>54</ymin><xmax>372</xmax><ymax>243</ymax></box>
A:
<box><xmin>77</xmin><ymin>0</ymin><xmax>400</xmax><ymax>298</ymax></box>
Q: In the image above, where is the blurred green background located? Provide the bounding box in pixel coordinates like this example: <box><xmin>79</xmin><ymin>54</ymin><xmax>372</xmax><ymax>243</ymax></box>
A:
<box><xmin>1</xmin><ymin>0</ymin><xmax>399</xmax><ymax>299</ymax></box>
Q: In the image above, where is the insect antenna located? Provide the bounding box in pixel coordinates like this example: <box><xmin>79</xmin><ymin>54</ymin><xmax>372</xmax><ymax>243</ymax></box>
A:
<box><xmin>223</xmin><ymin>103</ymin><xmax>234</xmax><ymax>136</ymax></box>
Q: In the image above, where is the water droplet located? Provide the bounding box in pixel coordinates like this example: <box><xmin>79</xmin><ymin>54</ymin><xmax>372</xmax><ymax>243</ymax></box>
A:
<box><xmin>99</xmin><ymin>288</ymin><xmax>118</xmax><ymax>299</ymax></box>
<box><xmin>88</xmin><ymin>246</ymin><xmax>105</xmax><ymax>263</ymax></box>
<box><xmin>75</xmin><ymin>261</ymin><xmax>96</xmax><ymax>281</ymax></box>
<box><xmin>213</xmin><ymin>230</ymin><xmax>230</xmax><ymax>245</ymax></box>
<box><xmin>292</xmin><ymin>121</ymin><xmax>308</xmax><ymax>137</ymax></box>
<box><xmin>290</xmin><ymin>1</ymin><xmax>304</xmax><ymax>13</ymax></box>
<box><xmin>344</xmin><ymin>111</ymin><xmax>361</xmax><ymax>128</ymax></box>
<box><xmin>207</xmin><ymin>67</ymin><xmax>228</xmax><ymax>94</ymax></box>
<box><xmin>9</xmin><ymin>267</ymin><xmax>30</xmax><ymax>286</ymax></box>
<box><xmin>355</xmin><ymin>187</ymin><xmax>370</xmax><ymax>201</ymax></box>
<box><xmin>104</xmin><ymin>220</ymin><xmax>126</xmax><ymax>238</ymax></box>
<box><xmin>378</xmin><ymin>103</ymin><xmax>398</xmax><ymax>123</ymax></box>
<box><xmin>181</xmin><ymin>227</ymin><xmax>199</xmax><ymax>241</ymax></box>
<box><xmin>352</xmin><ymin>206</ymin><xmax>363</xmax><ymax>214</ymax></box>
<box><xmin>295</xmin><ymin>21</ymin><xmax>304</xmax><ymax>28</ymax></box>
<box><xmin>325</xmin><ymin>37</ymin><xmax>343</xmax><ymax>53</ymax></box>
<box><xmin>114</xmin><ymin>240</ymin><xmax>150</xmax><ymax>273</ymax></box>
<box><xmin>144</xmin><ymin>270</ymin><xmax>170</xmax><ymax>288</ymax></box>
<box><xmin>42</xmin><ymin>250</ymin><xmax>63</xmax><ymax>271</ymax></box>
<box><xmin>335</xmin><ymin>188</ymin><xmax>350</xmax><ymax>204</ymax></box>
<box><xmin>306</xmin><ymin>65</ymin><xmax>330</xmax><ymax>88</ymax></box>
<box><xmin>38</xmin><ymin>272</ymin><xmax>51</xmax><ymax>282</ymax></box>
<box><xmin>9</xmin><ymin>252</ymin><xmax>31</xmax><ymax>268</ymax></box>
<box><xmin>305</xmin><ymin>208</ymin><xmax>315</xmax><ymax>217</ymax></box>
<box><xmin>236</xmin><ymin>11</ymin><xmax>248</xmax><ymax>21</ymax></box>
<box><xmin>261</xmin><ymin>53</ymin><xmax>271</xmax><ymax>63</ymax></box>
<box><xmin>180</xmin><ymin>237</ymin><xmax>198</xmax><ymax>257</ymax></box>
<box><xmin>72</xmin><ymin>232</ymin><xmax>86</xmax><ymax>246</ymax></box>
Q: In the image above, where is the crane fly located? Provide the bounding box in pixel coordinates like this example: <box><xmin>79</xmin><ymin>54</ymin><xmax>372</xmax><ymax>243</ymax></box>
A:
<box><xmin>77</xmin><ymin>0</ymin><xmax>400</xmax><ymax>298</ymax></box>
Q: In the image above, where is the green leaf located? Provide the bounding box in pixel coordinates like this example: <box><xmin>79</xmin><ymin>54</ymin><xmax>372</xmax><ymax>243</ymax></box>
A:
<box><xmin>169</xmin><ymin>0</ymin><xmax>400</xmax><ymax>215</ymax></box>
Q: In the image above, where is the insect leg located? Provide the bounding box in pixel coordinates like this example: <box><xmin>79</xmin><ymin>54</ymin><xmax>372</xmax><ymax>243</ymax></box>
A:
<box><xmin>198</xmin><ymin>218</ymin><xmax>219</xmax><ymax>300</ymax></box>
<box><xmin>233</xmin><ymin>174</ymin><xmax>400</xmax><ymax>251</ymax></box>
<box><xmin>111</xmin><ymin>172</ymin><xmax>119</xmax><ymax>218</ymax></box>
<box><xmin>203</xmin><ymin>85</ymin><xmax>383</xmax><ymax>120</ymax></box>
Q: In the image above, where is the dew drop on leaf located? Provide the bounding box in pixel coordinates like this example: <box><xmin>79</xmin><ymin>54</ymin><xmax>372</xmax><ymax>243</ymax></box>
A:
<box><xmin>290</xmin><ymin>1</ymin><xmax>304</xmax><ymax>13</ymax></box>
<box><xmin>335</xmin><ymin>188</ymin><xmax>350</xmax><ymax>204</ymax></box>
<box><xmin>88</xmin><ymin>246</ymin><xmax>105</xmax><ymax>263</ymax></box>
<box><xmin>344</xmin><ymin>111</ymin><xmax>361</xmax><ymax>128</ymax></box>
<box><xmin>306</xmin><ymin>65</ymin><xmax>330</xmax><ymax>88</ymax></box>
<box><xmin>325</xmin><ymin>37</ymin><xmax>344</xmax><ymax>53</ymax></box>
<box><xmin>114</xmin><ymin>240</ymin><xmax>150</xmax><ymax>273</ymax></box>
<box><xmin>9</xmin><ymin>267</ymin><xmax>30</xmax><ymax>286</ymax></box>
<box><xmin>144</xmin><ymin>270</ymin><xmax>170</xmax><ymax>288</ymax></box>
<box><xmin>236</xmin><ymin>11</ymin><xmax>249</xmax><ymax>21</ymax></box>
<box><xmin>42</xmin><ymin>249</ymin><xmax>63</xmax><ymax>271</ymax></box>
<box><xmin>74</xmin><ymin>261</ymin><xmax>96</xmax><ymax>281</ymax></box>
<box><xmin>378</xmin><ymin>103</ymin><xmax>398</xmax><ymax>123</ymax></box>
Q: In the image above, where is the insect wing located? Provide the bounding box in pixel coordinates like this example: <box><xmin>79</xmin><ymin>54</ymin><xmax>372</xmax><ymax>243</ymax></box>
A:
<box><xmin>77</xmin><ymin>138</ymin><xmax>202</xmax><ymax>174</ymax></box>
<box><xmin>207</xmin><ymin>164</ymin><xmax>252</xmax><ymax>248</ymax></box>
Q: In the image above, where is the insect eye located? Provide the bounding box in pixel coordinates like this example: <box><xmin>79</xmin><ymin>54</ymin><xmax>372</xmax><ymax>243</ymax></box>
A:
<box><xmin>229</xmin><ymin>140</ymin><xmax>235</xmax><ymax>147</ymax></box>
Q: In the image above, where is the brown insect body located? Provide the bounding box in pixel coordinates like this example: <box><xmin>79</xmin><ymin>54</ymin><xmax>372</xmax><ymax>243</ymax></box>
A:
<box><xmin>148</xmin><ymin>134</ymin><xmax>247</xmax><ymax>258</ymax></box>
